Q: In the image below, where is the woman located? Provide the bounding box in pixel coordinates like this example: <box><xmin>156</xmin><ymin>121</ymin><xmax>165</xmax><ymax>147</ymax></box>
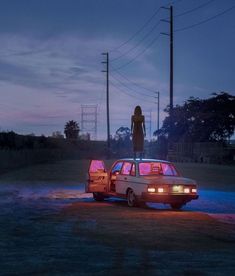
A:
<box><xmin>131</xmin><ymin>106</ymin><xmax>146</xmax><ymax>159</ymax></box>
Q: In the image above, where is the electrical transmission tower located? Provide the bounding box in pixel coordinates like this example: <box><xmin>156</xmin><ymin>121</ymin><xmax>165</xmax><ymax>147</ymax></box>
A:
<box><xmin>81</xmin><ymin>104</ymin><xmax>98</xmax><ymax>140</ymax></box>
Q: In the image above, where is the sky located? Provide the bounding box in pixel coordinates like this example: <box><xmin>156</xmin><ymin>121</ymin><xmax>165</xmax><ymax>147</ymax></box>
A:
<box><xmin>0</xmin><ymin>0</ymin><xmax>234</xmax><ymax>140</ymax></box>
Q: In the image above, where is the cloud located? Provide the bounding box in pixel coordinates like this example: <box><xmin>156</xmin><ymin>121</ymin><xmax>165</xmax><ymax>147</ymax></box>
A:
<box><xmin>0</xmin><ymin>32</ymin><xmax>218</xmax><ymax>139</ymax></box>
<box><xmin>0</xmin><ymin>33</ymin><xmax>170</xmax><ymax>138</ymax></box>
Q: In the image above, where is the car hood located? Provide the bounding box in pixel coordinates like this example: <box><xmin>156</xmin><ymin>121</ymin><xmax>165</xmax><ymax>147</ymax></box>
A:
<box><xmin>142</xmin><ymin>175</ymin><xmax>197</xmax><ymax>185</ymax></box>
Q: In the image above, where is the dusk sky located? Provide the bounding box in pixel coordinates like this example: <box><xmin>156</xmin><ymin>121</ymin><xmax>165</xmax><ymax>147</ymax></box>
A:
<box><xmin>0</xmin><ymin>0</ymin><xmax>234</xmax><ymax>140</ymax></box>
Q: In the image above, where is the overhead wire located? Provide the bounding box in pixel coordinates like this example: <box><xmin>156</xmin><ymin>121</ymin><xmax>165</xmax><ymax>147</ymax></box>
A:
<box><xmin>109</xmin><ymin>0</ymin><xmax>183</xmax><ymax>53</ymax></box>
<box><xmin>110</xmin><ymin>80</ymin><xmax>155</xmax><ymax>104</ymax></box>
<box><xmin>110</xmin><ymin>7</ymin><xmax>161</xmax><ymax>53</ymax></box>
<box><xmin>174</xmin><ymin>0</ymin><xmax>215</xmax><ymax>18</ymax></box>
<box><xmin>111</xmin><ymin>68</ymin><xmax>156</xmax><ymax>93</ymax></box>
<box><xmin>110</xmin><ymin>73</ymin><xmax>155</xmax><ymax>98</ymax></box>
<box><xmin>175</xmin><ymin>4</ymin><xmax>235</xmax><ymax>32</ymax></box>
<box><xmin>111</xmin><ymin>33</ymin><xmax>161</xmax><ymax>71</ymax></box>
<box><xmin>111</xmin><ymin>20</ymin><xmax>161</xmax><ymax>62</ymax></box>
<box><xmin>110</xmin><ymin>0</ymin><xmax>185</xmax><ymax>69</ymax></box>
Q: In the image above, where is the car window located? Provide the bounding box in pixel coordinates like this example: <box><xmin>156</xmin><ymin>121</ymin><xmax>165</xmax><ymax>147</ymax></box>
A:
<box><xmin>139</xmin><ymin>162</ymin><xmax>162</xmax><ymax>175</ymax></box>
<box><xmin>130</xmin><ymin>163</ymin><xmax>136</xmax><ymax>176</ymax></box>
<box><xmin>89</xmin><ymin>160</ymin><xmax>105</xmax><ymax>173</ymax></box>
<box><xmin>111</xmin><ymin>161</ymin><xmax>123</xmax><ymax>174</ymax></box>
<box><xmin>161</xmin><ymin>163</ymin><xmax>178</xmax><ymax>176</ymax></box>
<box><xmin>121</xmin><ymin>162</ymin><xmax>132</xmax><ymax>175</ymax></box>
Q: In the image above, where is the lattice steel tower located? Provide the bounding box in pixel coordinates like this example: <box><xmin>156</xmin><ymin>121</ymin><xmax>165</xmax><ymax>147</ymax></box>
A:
<box><xmin>81</xmin><ymin>104</ymin><xmax>98</xmax><ymax>140</ymax></box>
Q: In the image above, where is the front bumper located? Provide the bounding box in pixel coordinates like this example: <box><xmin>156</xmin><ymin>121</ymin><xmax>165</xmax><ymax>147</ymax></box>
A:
<box><xmin>141</xmin><ymin>192</ymin><xmax>199</xmax><ymax>204</ymax></box>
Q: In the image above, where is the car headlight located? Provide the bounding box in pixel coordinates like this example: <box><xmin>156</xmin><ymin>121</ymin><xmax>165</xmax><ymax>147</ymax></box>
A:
<box><xmin>184</xmin><ymin>188</ymin><xmax>190</xmax><ymax>194</ymax></box>
<box><xmin>147</xmin><ymin>187</ymin><xmax>156</xmax><ymax>193</ymax></box>
<box><xmin>192</xmin><ymin>188</ymin><xmax>197</xmax><ymax>193</ymax></box>
<box><xmin>157</xmin><ymin>187</ymin><xmax>164</xmax><ymax>193</ymax></box>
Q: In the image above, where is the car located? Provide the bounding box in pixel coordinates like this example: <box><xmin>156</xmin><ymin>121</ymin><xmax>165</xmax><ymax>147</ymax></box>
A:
<box><xmin>86</xmin><ymin>158</ymin><xmax>199</xmax><ymax>210</ymax></box>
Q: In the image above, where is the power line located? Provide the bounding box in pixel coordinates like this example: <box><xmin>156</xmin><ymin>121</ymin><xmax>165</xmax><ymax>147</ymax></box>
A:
<box><xmin>111</xmin><ymin>33</ymin><xmax>161</xmax><ymax>71</ymax></box>
<box><xmin>110</xmin><ymin>7</ymin><xmax>161</xmax><ymax>53</ymax></box>
<box><xmin>111</xmin><ymin>68</ymin><xmax>156</xmax><ymax>93</ymax></box>
<box><xmin>109</xmin><ymin>0</ymin><xmax>183</xmax><ymax>53</ymax></box>
<box><xmin>110</xmin><ymin>80</ymin><xmax>155</xmax><ymax>104</ymax></box>
<box><xmin>175</xmin><ymin>0</ymin><xmax>215</xmax><ymax>18</ymax></box>
<box><xmin>110</xmin><ymin>73</ymin><xmax>155</xmax><ymax>98</ymax></box>
<box><xmin>175</xmin><ymin>4</ymin><xmax>235</xmax><ymax>32</ymax></box>
<box><xmin>111</xmin><ymin>21</ymin><xmax>161</xmax><ymax>62</ymax></box>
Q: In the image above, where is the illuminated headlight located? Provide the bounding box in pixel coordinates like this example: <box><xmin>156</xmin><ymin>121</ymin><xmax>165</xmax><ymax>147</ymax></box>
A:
<box><xmin>148</xmin><ymin>187</ymin><xmax>156</xmax><ymax>193</ymax></box>
<box><xmin>158</xmin><ymin>187</ymin><xmax>164</xmax><ymax>193</ymax></box>
<box><xmin>184</xmin><ymin>188</ymin><xmax>190</xmax><ymax>194</ymax></box>
<box><xmin>192</xmin><ymin>188</ymin><xmax>197</xmax><ymax>193</ymax></box>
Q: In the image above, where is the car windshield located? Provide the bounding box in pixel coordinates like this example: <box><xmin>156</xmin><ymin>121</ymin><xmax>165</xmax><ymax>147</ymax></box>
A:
<box><xmin>139</xmin><ymin>162</ymin><xmax>179</xmax><ymax>176</ymax></box>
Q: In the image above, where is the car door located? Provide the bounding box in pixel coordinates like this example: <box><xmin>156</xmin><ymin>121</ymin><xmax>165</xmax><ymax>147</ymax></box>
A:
<box><xmin>86</xmin><ymin>160</ymin><xmax>108</xmax><ymax>193</ymax></box>
<box><xmin>115</xmin><ymin>161</ymin><xmax>134</xmax><ymax>195</ymax></box>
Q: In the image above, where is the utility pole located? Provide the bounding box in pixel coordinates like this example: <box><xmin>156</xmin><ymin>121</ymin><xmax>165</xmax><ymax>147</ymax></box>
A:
<box><xmin>155</xmin><ymin>91</ymin><xmax>160</xmax><ymax>134</ymax></box>
<box><xmin>161</xmin><ymin>5</ymin><xmax>174</xmax><ymax>143</ymax></box>
<box><xmin>161</xmin><ymin>5</ymin><xmax>174</xmax><ymax>115</ymax></box>
<box><xmin>102</xmin><ymin>52</ymin><xmax>110</xmax><ymax>150</ymax></box>
<box><xmin>170</xmin><ymin>5</ymin><xmax>173</xmax><ymax>114</ymax></box>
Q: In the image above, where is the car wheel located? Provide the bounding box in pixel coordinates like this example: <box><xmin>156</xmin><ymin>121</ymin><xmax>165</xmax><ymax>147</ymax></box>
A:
<box><xmin>170</xmin><ymin>203</ymin><xmax>184</xmax><ymax>210</ymax></box>
<box><xmin>93</xmin><ymin>192</ymin><xmax>105</xmax><ymax>201</ymax></box>
<box><xmin>127</xmin><ymin>189</ymin><xmax>138</xmax><ymax>207</ymax></box>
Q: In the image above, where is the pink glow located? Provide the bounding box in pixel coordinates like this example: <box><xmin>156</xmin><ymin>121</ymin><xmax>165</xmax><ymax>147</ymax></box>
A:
<box><xmin>139</xmin><ymin>162</ymin><xmax>179</xmax><ymax>176</ymax></box>
<box><xmin>89</xmin><ymin>160</ymin><xmax>105</xmax><ymax>173</ymax></box>
<box><xmin>121</xmin><ymin>162</ymin><xmax>132</xmax><ymax>175</ymax></box>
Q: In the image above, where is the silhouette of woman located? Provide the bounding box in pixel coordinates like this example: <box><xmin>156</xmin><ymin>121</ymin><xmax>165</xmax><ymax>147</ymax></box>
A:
<box><xmin>131</xmin><ymin>106</ymin><xmax>146</xmax><ymax>159</ymax></box>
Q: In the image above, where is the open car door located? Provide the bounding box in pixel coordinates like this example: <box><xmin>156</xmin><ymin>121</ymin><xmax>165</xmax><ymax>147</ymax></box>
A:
<box><xmin>86</xmin><ymin>160</ymin><xmax>108</xmax><ymax>193</ymax></box>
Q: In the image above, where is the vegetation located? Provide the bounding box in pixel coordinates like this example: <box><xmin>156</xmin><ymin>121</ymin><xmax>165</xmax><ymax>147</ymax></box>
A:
<box><xmin>154</xmin><ymin>92</ymin><xmax>235</xmax><ymax>142</ymax></box>
<box><xmin>64</xmin><ymin>120</ymin><xmax>80</xmax><ymax>139</ymax></box>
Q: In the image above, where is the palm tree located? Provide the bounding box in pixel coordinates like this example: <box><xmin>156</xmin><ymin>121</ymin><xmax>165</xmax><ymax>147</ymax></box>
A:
<box><xmin>64</xmin><ymin>120</ymin><xmax>80</xmax><ymax>139</ymax></box>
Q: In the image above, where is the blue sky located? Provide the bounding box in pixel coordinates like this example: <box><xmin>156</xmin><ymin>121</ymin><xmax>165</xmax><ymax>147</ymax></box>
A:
<box><xmin>0</xmin><ymin>0</ymin><xmax>234</xmax><ymax>139</ymax></box>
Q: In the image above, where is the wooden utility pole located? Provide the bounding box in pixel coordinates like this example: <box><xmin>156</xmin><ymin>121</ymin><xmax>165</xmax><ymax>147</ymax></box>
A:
<box><xmin>156</xmin><ymin>91</ymin><xmax>160</xmax><ymax>133</ymax></box>
<box><xmin>102</xmin><ymin>52</ymin><xmax>110</xmax><ymax>150</ymax></box>
<box><xmin>170</xmin><ymin>5</ymin><xmax>173</xmax><ymax>114</ymax></box>
<box><xmin>161</xmin><ymin>5</ymin><xmax>174</xmax><ymax>116</ymax></box>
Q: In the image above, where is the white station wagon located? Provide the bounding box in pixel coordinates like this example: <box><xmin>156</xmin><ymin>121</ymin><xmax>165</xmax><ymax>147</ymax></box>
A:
<box><xmin>86</xmin><ymin>158</ymin><xmax>199</xmax><ymax>210</ymax></box>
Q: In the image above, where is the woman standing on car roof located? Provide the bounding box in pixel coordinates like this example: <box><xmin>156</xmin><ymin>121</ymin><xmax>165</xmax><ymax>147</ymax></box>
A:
<box><xmin>131</xmin><ymin>105</ymin><xmax>146</xmax><ymax>159</ymax></box>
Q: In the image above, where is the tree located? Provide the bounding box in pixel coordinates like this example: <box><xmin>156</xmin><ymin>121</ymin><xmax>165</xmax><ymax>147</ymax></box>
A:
<box><xmin>154</xmin><ymin>92</ymin><xmax>235</xmax><ymax>142</ymax></box>
<box><xmin>64</xmin><ymin>120</ymin><xmax>80</xmax><ymax>139</ymax></box>
<box><xmin>111</xmin><ymin>126</ymin><xmax>132</xmax><ymax>157</ymax></box>
<box><xmin>115</xmin><ymin>126</ymin><xmax>131</xmax><ymax>141</ymax></box>
<box><xmin>52</xmin><ymin>131</ymin><xmax>64</xmax><ymax>139</ymax></box>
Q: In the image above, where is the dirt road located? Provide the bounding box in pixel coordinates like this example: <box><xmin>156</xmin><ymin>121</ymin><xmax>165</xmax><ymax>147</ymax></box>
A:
<box><xmin>1</xmin><ymin>183</ymin><xmax>235</xmax><ymax>275</ymax></box>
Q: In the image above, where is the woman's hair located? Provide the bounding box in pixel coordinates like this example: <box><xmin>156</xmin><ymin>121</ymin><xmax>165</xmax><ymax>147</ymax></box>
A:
<box><xmin>134</xmin><ymin>105</ymin><xmax>142</xmax><ymax>116</ymax></box>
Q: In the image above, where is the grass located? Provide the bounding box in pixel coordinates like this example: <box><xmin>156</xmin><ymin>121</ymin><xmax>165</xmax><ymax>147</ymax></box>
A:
<box><xmin>0</xmin><ymin>159</ymin><xmax>234</xmax><ymax>191</ymax></box>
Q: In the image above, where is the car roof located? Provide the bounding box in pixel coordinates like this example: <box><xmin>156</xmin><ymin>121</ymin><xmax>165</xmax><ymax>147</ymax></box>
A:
<box><xmin>116</xmin><ymin>158</ymin><xmax>171</xmax><ymax>164</ymax></box>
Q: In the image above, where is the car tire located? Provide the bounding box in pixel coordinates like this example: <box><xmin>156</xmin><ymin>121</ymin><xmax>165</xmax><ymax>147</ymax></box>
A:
<box><xmin>93</xmin><ymin>192</ymin><xmax>105</xmax><ymax>201</ymax></box>
<box><xmin>127</xmin><ymin>189</ymin><xmax>138</xmax><ymax>207</ymax></box>
<box><xmin>170</xmin><ymin>203</ymin><xmax>184</xmax><ymax>210</ymax></box>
